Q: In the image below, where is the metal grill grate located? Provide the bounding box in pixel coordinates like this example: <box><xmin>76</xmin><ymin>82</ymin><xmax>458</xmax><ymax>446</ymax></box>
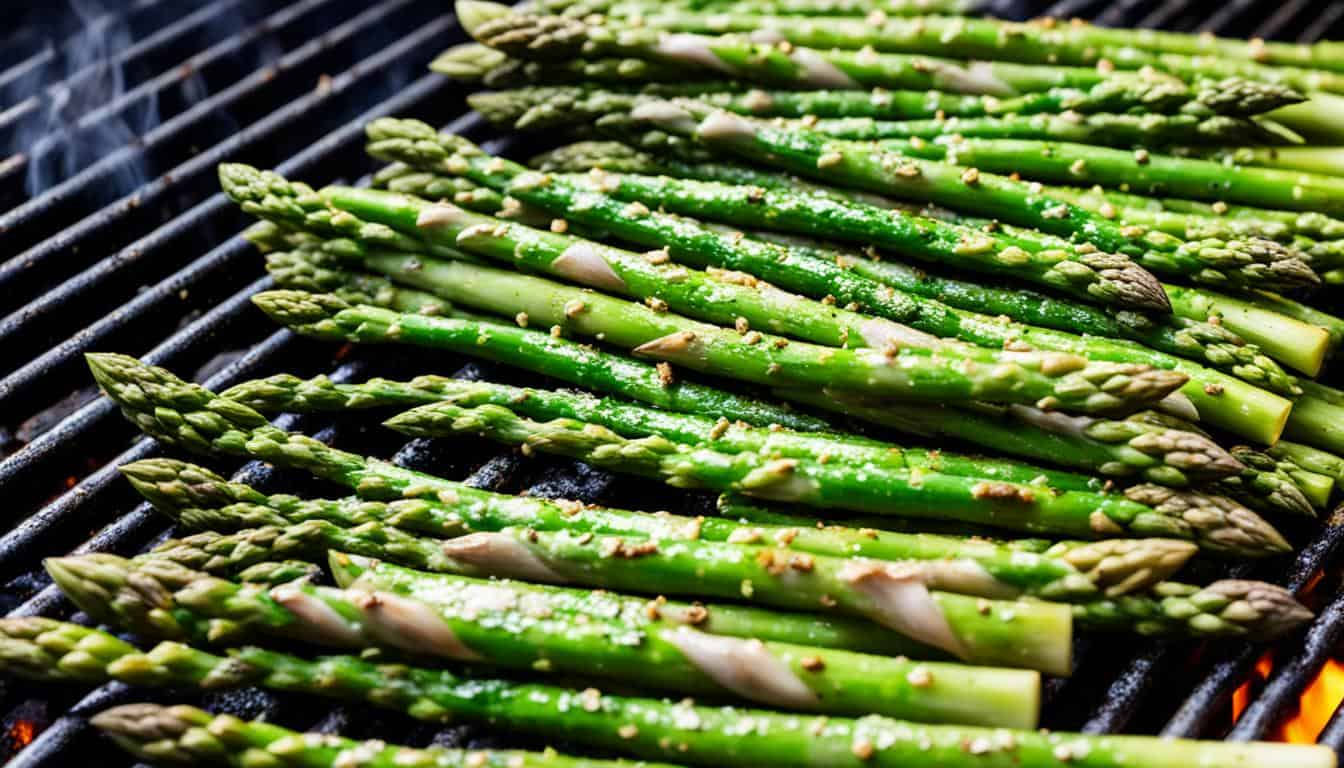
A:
<box><xmin>2</xmin><ymin>0</ymin><xmax>1344</xmax><ymax>764</ymax></box>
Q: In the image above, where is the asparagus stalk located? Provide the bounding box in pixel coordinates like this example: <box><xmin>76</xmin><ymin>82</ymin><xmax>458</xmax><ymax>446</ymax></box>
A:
<box><xmin>221</xmin><ymin>374</ymin><xmax>1240</xmax><ymax>491</ymax></box>
<box><xmin>342</xmin><ymin>550</ymin><xmax>1306</xmax><ymax>642</ymax></box>
<box><xmin>384</xmin><ymin>398</ymin><xmax>1289</xmax><ymax>558</ymax></box>
<box><xmin>531</xmin><ymin>0</ymin><xmax>986</xmax><ymax>16</ymax></box>
<box><xmin>1251</xmin><ymin>290</ymin><xmax>1344</xmax><ymax>348</ymax></box>
<box><xmin>1154</xmin><ymin>195</ymin><xmax>1344</xmax><ymax>240</ymax></box>
<box><xmin>880</xmin><ymin>135</ymin><xmax>1344</xmax><ymax>215</ymax></box>
<box><xmin>8</xmin><ymin>619</ymin><xmax>1331</xmax><ymax>768</ymax></box>
<box><xmin>527</xmin><ymin>144</ymin><xmax>1301</xmax><ymax>393</ymax></box>
<box><xmin>460</xmin><ymin>1</ymin><xmax>1340</xmax><ymax>99</ymax></box>
<box><xmin>431</xmin><ymin>42</ymin><xmax>698</xmax><ymax>88</ymax></box>
<box><xmin>127</xmin><ymin>447</ymin><xmax>1194</xmax><ymax>602</ymax></box>
<box><xmin>1164</xmin><ymin>285</ymin><xmax>1332</xmax><ymax>376</ymax></box>
<box><xmin>93</xmin><ymin>703</ymin><xmax>670</xmax><ymax>768</ymax></box>
<box><xmin>624</xmin><ymin>9</ymin><xmax>1344</xmax><ymax>74</ymax></box>
<box><xmin>51</xmin><ymin>553</ymin><xmax>1048</xmax><ymax>724</ymax></box>
<box><xmin>469</xmin><ymin>80</ymin><xmax>1301</xmax><ymax>134</ymax></box>
<box><xmin>1222</xmin><ymin>446</ymin><xmax>1325</xmax><ymax>515</ymax></box>
<box><xmin>624</xmin><ymin>101</ymin><xmax>1320</xmax><ymax>290</ymax></box>
<box><xmin>145</xmin><ymin>523</ymin><xmax>1076</xmax><ymax>673</ymax></box>
<box><xmin>287</xmin><ymin>264</ymin><xmax>1247</xmax><ymax>490</ymax></box>
<box><xmin>361</xmin><ymin>125</ymin><xmax>1302</xmax><ymax>443</ymax></box>
<box><xmin>362</xmin><ymin>121</ymin><xmax>1170</xmax><ymax>313</ymax></box>
<box><xmin>302</xmin><ymin>185</ymin><xmax>1191</xmax><ymax>416</ymax></box>
<box><xmin>469</xmin><ymin>87</ymin><xmax>1291</xmax><ymax>145</ymax></box>
<box><xmin>1270</xmin><ymin>442</ymin><xmax>1344</xmax><ymax>489</ymax></box>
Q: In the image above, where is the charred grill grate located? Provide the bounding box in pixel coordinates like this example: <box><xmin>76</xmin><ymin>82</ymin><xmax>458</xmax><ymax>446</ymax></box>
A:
<box><xmin>2</xmin><ymin>0</ymin><xmax>1344</xmax><ymax>764</ymax></box>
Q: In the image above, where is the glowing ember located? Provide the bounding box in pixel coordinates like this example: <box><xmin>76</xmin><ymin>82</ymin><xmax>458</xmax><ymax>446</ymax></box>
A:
<box><xmin>6</xmin><ymin>719</ymin><xmax>35</xmax><ymax>750</ymax></box>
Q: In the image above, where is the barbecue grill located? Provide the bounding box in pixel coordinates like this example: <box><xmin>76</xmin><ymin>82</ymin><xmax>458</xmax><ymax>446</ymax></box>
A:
<box><xmin>4</xmin><ymin>0</ymin><xmax>1344</xmax><ymax>763</ymax></box>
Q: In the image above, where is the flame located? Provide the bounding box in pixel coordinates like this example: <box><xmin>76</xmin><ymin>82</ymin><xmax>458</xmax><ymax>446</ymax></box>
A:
<box><xmin>7</xmin><ymin>719</ymin><xmax>34</xmax><ymax>749</ymax></box>
<box><xmin>1230</xmin><ymin>570</ymin><xmax>1343</xmax><ymax>743</ymax></box>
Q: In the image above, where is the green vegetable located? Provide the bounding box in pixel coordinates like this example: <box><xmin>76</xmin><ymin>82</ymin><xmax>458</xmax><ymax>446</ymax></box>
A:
<box><xmin>8</xmin><ymin>618</ymin><xmax>1332</xmax><ymax>768</ymax></box>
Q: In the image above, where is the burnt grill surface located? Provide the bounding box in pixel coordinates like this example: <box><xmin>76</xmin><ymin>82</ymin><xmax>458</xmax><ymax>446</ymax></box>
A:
<box><xmin>3</xmin><ymin>0</ymin><xmax>1344</xmax><ymax>764</ymax></box>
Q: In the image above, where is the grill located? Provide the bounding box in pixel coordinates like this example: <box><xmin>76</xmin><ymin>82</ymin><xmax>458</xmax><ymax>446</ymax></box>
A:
<box><xmin>2</xmin><ymin>0</ymin><xmax>1344</xmax><ymax>763</ymax></box>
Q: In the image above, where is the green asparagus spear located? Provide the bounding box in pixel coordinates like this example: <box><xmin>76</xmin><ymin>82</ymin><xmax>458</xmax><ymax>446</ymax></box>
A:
<box><xmin>1221</xmin><ymin>446</ymin><xmax>1324</xmax><ymax>515</ymax></box>
<box><xmin>1154</xmin><ymin>195</ymin><xmax>1344</xmax><ymax>240</ymax></box>
<box><xmin>468</xmin><ymin>80</ymin><xmax>1300</xmax><ymax>135</ymax></box>
<box><xmin>623</xmin><ymin>10</ymin><xmax>1344</xmax><ymax>74</ymax></box>
<box><xmin>126</xmin><ymin>449</ymin><xmax>1194</xmax><ymax>602</ymax></box>
<box><xmin>879</xmin><ymin>135</ymin><xmax>1344</xmax><ymax>215</ymax></box>
<box><xmin>624</xmin><ymin>101</ymin><xmax>1320</xmax><ymax>289</ymax></box>
<box><xmin>1270</xmin><ymin>442</ymin><xmax>1344</xmax><ymax>494</ymax></box>
<box><xmin>264</xmin><ymin>257</ymin><xmax>1253</xmax><ymax>487</ymax></box>
<box><xmin>469</xmin><ymin>87</ymin><xmax>1292</xmax><ymax>144</ymax></box>
<box><xmin>1163</xmin><ymin>285</ymin><xmax>1332</xmax><ymax>376</ymax></box>
<box><xmin>384</xmin><ymin>398</ymin><xmax>1289</xmax><ymax>557</ymax></box>
<box><xmin>222</xmin><ymin>374</ymin><xmax>1242</xmax><ymax>491</ymax></box>
<box><xmin>308</xmin><ymin>185</ymin><xmax>1191</xmax><ymax>416</ymax></box>
<box><xmin>340</xmin><ymin>551</ymin><xmax>1306</xmax><ymax>642</ymax></box>
<box><xmin>431</xmin><ymin>42</ymin><xmax>699</xmax><ymax>88</ymax></box>
<box><xmin>93</xmin><ymin>703</ymin><xmax>674</xmax><ymax>768</ymax></box>
<box><xmin>361</xmin><ymin>140</ymin><xmax>1294</xmax><ymax>439</ymax></box>
<box><xmin>360</xmin><ymin>121</ymin><xmax>1171</xmax><ymax>313</ymax></box>
<box><xmin>8</xmin><ymin>619</ymin><xmax>1332</xmax><ymax>768</ymax></box>
<box><xmin>530</xmin><ymin>0</ymin><xmax>984</xmax><ymax>17</ymax></box>
<box><xmin>527</xmin><ymin>144</ymin><xmax>1299</xmax><ymax>392</ymax></box>
<box><xmin>50</xmin><ymin>553</ymin><xmax>1045</xmax><ymax>724</ymax></box>
<box><xmin>1250</xmin><ymin>291</ymin><xmax>1344</xmax><ymax>348</ymax></box>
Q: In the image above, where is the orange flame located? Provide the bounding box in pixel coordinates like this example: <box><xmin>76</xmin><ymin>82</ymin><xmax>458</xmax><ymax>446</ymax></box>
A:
<box><xmin>7</xmin><ymin>719</ymin><xmax>35</xmax><ymax>750</ymax></box>
<box><xmin>1230</xmin><ymin>570</ymin><xmax>1343</xmax><ymax>743</ymax></box>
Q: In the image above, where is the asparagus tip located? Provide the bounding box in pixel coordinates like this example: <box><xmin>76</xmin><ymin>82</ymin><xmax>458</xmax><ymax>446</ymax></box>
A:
<box><xmin>429</xmin><ymin>43</ymin><xmax>509</xmax><ymax>80</ymax></box>
<box><xmin>1203</xmin><ymin>580</ymin><xmax>1314</xmax><ymax>640</ymax></box>
<box><xmin>457</xmin><ymin>0</ymin><xmax>515</xmax><ymax>38</ymax></box>
<box><xmin>471</xmin><ymin>8</ymin><xmax>589</xmax><ymax>60</ymax></box>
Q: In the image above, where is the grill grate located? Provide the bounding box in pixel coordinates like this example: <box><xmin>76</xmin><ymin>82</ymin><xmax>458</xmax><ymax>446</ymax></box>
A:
<box><xmin>3</xmin><ymin>0</ymin><xmax>1344</xmax><ymax>764</ymax></box>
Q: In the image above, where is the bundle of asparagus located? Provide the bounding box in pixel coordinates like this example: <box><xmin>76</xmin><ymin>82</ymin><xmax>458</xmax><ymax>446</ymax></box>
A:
<box><xmin>13</xmin><ymin>3</ymin><xmax>1344</xmax><ymax>767</ymax></box>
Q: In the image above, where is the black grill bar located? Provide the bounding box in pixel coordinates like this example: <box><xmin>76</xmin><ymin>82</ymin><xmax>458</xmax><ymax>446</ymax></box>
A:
<box><xmin>1229</xmin><ymin>588</ymin><xmax>1344</xmax><ymax>740</ymax></box>
<box><xmin>4</xmin><ymin>1</ymin><xmax>1344</xmax><ymax>763</ymax></box>
<box><xmin>0</xmin><ymin>0</ymin><xmax>178</xmax><ymax>99</ymax></box>
<box><xmin>0</xmin><ymin>0</ymin><xmax>437</xmax><ymax>263</ymax></box>
<box><xmin>0</xmin><ymin>0</ymin><xmax>344</xmax><ymax>208</ymax></box>
<box><xmin>1161</xmin><ymin>514</ymin><xmax>1344</xmax><ymax>738</ymax></box>
<box><xmin>0</xmin><ymin>60</ymin><xmax>455</xmax><ymax>420</ymax></box>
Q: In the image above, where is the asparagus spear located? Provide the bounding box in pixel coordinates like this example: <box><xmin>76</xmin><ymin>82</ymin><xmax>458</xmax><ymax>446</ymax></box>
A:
<box><xmin>880</xmin><ymin>135</ymin><xmax>1344</xmax><ymax>215</ymax></box>
<box><xmin>50</xmin><ymin>553</ymin><xmax>1050</xmax><ymax>724</ymax></box>
<box><xmin>361</xmin><ymin>126</ymin><xmax>1305</xmax><ymax>441</ymax></box>
<box><xmin>93</xmin><ymin>703</ymin><xmax>671</xmax><ymax>768</ymax></box>
<box><xmin>531</xmin><ymin>0</ymin><xmax>985</xmax><ymax>16</ymax></box>
<box><xmin>286</xmin><ymin>186</ymin><xmax>1191</xmax><ymax>417</ymax></box>
<box><xmin>1163</xmin><ymin>285</ymin><xmax>1332</xmax><ymax>376</ymax></box>
<box><xmin>363</xmin><ymin>121</ymin><xmax>1176</xmax><ymax>315</ymax></box>
<box><xmin>1154</xmin><ymin>195</ymin><xmax>1344</xmax><ymax>240</ymax></box>
<box><xmin>98</xmin><ymin>355</ymin><xmax>1192</xmax><ymax>604</ymax></box>
<box><xmin>1221</xmin><ymin>446</ymin><xmax>1323</xmax><ymax>516</ymax></box>
<box><xmin>624</xmin><ymin>10</ymin><xmax>1344</xmax><ymax>74</ymax></box>
<box><xmin>469</xmin><ymin>87</ymin><xmax>1290</xmax><ymax>145</ymax></box>
<box><xmin>126</xmin><ymin>447</ymin><xmax>1194</xmax><ymax>602</ymax></box>
<box><xmin>462</xmin><ymin>2</ymin><xmax>1163</xmax><ymax>94</ymax></box>
<box><xmin>8</xmin><ymin>619</ymin><xmax>1331</xmax><ymax>768</ymax></box>
<box><xmin>221</xmin><ymin>374</ymin><xmax>1238</xmax><ymax>491</ymax></box>
<box><xmin>339</xmin><ymin>553</ymin><xmax>1306</xmax><ymax>644</ymax></box>
<box><xmin>624</xmin><ymin>101</ymin><xmax>1320</xmax><ymax>290</ymax></box>
<box><xmin>528</xmin><ymin>145</ymin><xmax>1300</xmax><ymax>392</ymax></box>
<box><xmin>260</xmin><ymin>261</ymin><xmax>1245</xmax><ymax>488</ymax></box>
<box><xmin>365</xmin><ymin>132</ymin><xmax>1293</xmax><ymax>438</ymax></box>
<box><xmin>384</xmin><ymin>398</ymin><xmax>1288</xmax><ymax>557</ymax></box>
<box><xmin>1251</xmin><ymin>290</ymin><xmax>1344</xmax><ymax>348</ymax></box>
<box><xmin>431</xmin><ymin>42</ymin><xmax>698</xmax><ymax>88</ymax></box>
<box><xmin>469</xmin><ymin>81</ymin><xmax>1300</xmax><ymax>134</ymax></box>
<box><xmin>142</xmin><ymin>523</ymin><xmax>1076</xmax><ymax>673</ymax></box>
<box><xmin>1270</xmin><ymin>442</ymin><xmax>1344</xmax><ymax>489</ymax></box>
